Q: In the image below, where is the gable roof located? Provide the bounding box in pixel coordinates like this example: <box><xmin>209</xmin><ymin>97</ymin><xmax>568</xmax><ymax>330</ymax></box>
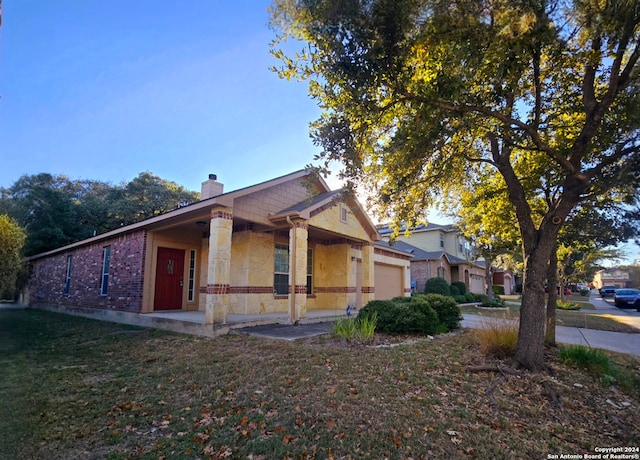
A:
<box><xmin>376</xmin><ymin>239</ymin><xmax>483</xmax><ymax>267</ymax></box>
<box><xmin>377</xmin><ymin>222</ymin><xmax>457</xmax><ymax>237</ymax></box>
<box><xmin>28</xmin><ymin>169</ymin><xmax>333</xmax><ymax>260</ymax></box>
<box><xmin>269</xmin><ymin>189</ymin><xmax>380</xmax><ymax>242</ymax></box>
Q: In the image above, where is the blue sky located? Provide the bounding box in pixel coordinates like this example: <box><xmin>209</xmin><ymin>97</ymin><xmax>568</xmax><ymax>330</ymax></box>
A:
<box><xmin>0</xmin><ymin>0</ymin><xmax>332</xmax><ymax>193</ymax></box>
<box><xmin>1</xmin><ymin>1</ymin><xmax>637</xmax><ymax>265</ymax></box>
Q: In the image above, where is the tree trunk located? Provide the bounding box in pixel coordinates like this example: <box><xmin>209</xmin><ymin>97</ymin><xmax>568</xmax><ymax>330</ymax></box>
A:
<box><xmin>545</xmin><ymin>243</ymin><xmax>558</xmax><ymax>346</ymax></box>
<box><xmin>514</xmin><ymin>233</ymin><xmax>557</xmax><ymax>371</ymax></box>
<box><xmin>485</xmin><ymin>253</ymin><xmax>495</xmax><ymax>302</ymax></box>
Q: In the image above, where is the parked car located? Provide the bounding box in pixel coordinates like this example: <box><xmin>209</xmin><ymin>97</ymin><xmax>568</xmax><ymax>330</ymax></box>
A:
<box><xmin>613</xmin><ymin>288</ymin><xmax>640</xmax><ymax>309</ymax></box>
<box><xmin>600</xmin><ymin>285</ymin><xmax>618</xmax><ymax>297</ymax></box>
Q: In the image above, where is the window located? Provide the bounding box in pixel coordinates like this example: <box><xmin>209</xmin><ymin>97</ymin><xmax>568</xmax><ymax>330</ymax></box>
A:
<box><xmin>100</xmin><ymin>246</ymin><xmax>111</xmax><ymax>296</ymax></box>
<box><xmin>440</xmin><ymin>232</ymin><xmax>445</xmax><ymax>248</ymax></box>
<box><xmin>274</xmin><ymin>243</ymin><xmax>289</xmax><ymax>295</ymax></box>
<box><xmin>340</xmin><ymin>205</ymin><xmax>348</xmax><ymax>223</ymax></box>
<box><xmin>188</xmin><ymin>249</ymin><xmax>196</xmax><ymax>302</ymax></box>
<box><xmin>437</xmin><ymin>266</ymin><xmax>446</xmax><ymax>280</ymax></box>
<box><xmin>306</xmin><ymin>248</ymin><xmax>313</xmax><ymax>295</ymax></box>
<box><xmin>63</xmin><ymin>255</ymin><xmax>73</xmax><ymax>294</ymax></box>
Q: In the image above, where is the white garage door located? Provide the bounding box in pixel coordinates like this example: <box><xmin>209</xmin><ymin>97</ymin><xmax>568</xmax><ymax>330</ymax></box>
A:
<box><xmin>374</xmin><ymin>263</ymin><xmax>404</xmax><ymax>300</ymax></box>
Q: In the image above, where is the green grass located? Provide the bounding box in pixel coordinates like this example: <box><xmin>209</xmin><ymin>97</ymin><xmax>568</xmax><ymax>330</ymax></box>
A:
<box><xmin>1</xmin><ymin>310</ymin><xmax>639</xmax><ymax>459</ymax></box>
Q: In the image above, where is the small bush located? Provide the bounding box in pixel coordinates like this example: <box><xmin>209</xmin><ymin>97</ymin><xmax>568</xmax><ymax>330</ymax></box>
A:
<box><xmin>474</xmin><ymin>318</ymin><xmax>519</xmax><ymax>358</ymax></box>
<box><xmin>556</xmin><ymin>300</ymin><xmax>581</xmax><ymax>310</ymax></box>
<box><xmin>358</xmin><ymin>300</ymin><xmax>397</xmax><ymax>332</ymax></box>
<box><xmin>451</xmin><ymin>281</ymin><xmax>467</xmax><ymax>295</ymax></box>
<box><xmin>464</xmin><ymin>292</ymin><xmax>476</xmax><ymax>303</ymax></box>
<box><xmin>420</xmin><ymin>293</ymin><xmax>462</xmax><ymax>331</ymax></box>
<box><xmin>360</xmin><ymin>298</ymin><xmax>439</xmax><ymax>335</ymax></box>
<box><xmin>492</xmin><ymin>285</ymin><xmax>505</xmax><ymax>295</ymax></box>
<box><xmin>480</xmin><ymin>301</ymin><xmax>505</xmax><ymax>308</ymax></box>
<box><xmin>449</xmin><ymin>285</ymin><xmax>460</xmax><ymax>297</ymax></box>
<box><xmin>475</xmin><ymin>294</ymin><xmax>490</xmax><ymax>304</ymax></box>
<box><xmin>579</xmin><ymin>289</ymin><xmax>590</xmax><ymax>297</ymax></box>
<box><xmin>454</xmin><ymin>295</ymin><xmax>467</xmax><ymax>304</ymax></box>
<box><xmin>424</xmin><ymin>277</ymin><xmax>450</xmax><ymax>296</ymax></box>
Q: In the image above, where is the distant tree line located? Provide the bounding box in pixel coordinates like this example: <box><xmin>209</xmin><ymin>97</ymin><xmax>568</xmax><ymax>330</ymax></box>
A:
<box><xmin>0</xmin><ymin>172</ymin><xmax>199</xmax><ymax>257</ymax></box>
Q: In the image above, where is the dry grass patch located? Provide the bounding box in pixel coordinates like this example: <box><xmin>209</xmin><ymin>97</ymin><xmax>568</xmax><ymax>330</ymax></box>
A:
<box><xmin>1</xmin><ymin>310</ymin><xmax>639</xmax><ymax>459</ymax></box>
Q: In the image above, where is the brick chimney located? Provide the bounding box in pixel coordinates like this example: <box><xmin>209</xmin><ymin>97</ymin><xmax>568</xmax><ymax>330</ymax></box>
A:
<box><xmin>201</xmin><ymin>173</ymin><xmax>224</xmax><ymax>200</ymax></box>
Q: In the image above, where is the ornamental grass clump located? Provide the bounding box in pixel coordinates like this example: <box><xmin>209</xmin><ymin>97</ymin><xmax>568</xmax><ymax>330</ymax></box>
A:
<box><xmin>332</xmin><ymin>312</ymin><xmax>378</xmax><ymax>344</ymax></box>
<box><xmin>473</xmin><ymin>317</ymin><xmax>519</xmax><ymax>358</ymax></box>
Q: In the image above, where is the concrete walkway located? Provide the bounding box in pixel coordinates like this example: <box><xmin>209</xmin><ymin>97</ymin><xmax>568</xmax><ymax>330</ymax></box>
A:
<box><xmin>462</xmin><ymin>290</ymin><xmax>640</xmax><ymax>357</ymax></box>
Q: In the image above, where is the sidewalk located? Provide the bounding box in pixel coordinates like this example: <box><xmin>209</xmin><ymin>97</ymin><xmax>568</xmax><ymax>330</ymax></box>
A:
<box><xmin>461</xmin><ymin>314</ymin><xmax>640</xmax><ymax>357</ymax></box>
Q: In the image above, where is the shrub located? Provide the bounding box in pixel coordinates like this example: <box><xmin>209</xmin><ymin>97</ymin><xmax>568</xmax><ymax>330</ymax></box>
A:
<box><xmin>474</xmin><ymin>318</ymin><xmax>519</xmax><ymax>358</ymax></box>
<box><xmin>451</xmin><ymin>281</ymin><xmax>467</xmax><ymax>295</ymax></box>
<box><xmin>449</xmin><ymin>284</ymin><xmax>460</xmax><ymax>297</ymax></box>
<box><xmin>556</xmin><ymin>300</ymin><xmax>581</xmax><ymax>310</ymax></box>
<box><xmin>420</xmin><ymin>293</ymin><xmax>462</xmax><ymax>331</ymax></box>
<box><xmin>424</xmin><ymin>277</ymin><xmax>450</xmax><ymax>296</ymax></box>
<box><xmin>475</xmin><ymin>294</ymin><xmax>490</xmax><ymax>304</ymax></box>
<box><xmin>454</xmin><ymin>295</ymin><xmax>467</xmax><ymax>304</ymax></box>
<box><xmin>492</xmin><ymin>285</ymin><xmax>505</xmax><ymax>295</ymax></box>
<box><xmin>359</xmin><ymin>298</ymin><xmax>439</xmax><ymax>335</ymax></box>
<box><xmin>358</xmin><ymin>300</ymin><xmax>397</xmax><ymax>332</ymax></box>
<box><xmin>464</xmin><ymin>292</ymin><xmax>476</xmax><ymax>303</ymax></box>
<box><xmin>579</xmin><ymin>289</ymin><xmax>590</xmax><ymax>297</ymax></box>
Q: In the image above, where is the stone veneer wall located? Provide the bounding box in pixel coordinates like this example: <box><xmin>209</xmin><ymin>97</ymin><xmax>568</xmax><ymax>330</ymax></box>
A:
<box><xmin>28</xmin><ymin>231</ymin><xmax>147</xmax><ymax>312</ymax></box>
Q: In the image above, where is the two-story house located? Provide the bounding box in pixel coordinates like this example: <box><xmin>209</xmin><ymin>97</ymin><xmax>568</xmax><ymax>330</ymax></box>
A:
<box><xmin>377</xmin><ymin>223</ymin><xmax>486</xmax><ymax>294</ymax></box>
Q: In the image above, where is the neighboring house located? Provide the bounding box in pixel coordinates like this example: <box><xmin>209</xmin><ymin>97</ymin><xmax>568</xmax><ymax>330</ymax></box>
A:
<box><xmin>377</xmin><ymin>224</ymin><xmax>485</xmax><ymax>294</ymax></box>
<box><xmin>491</xmin><ymin>268</ymin><xmax>517</xmax><ymax>295</ymax></box>
<box><xmin>593</xmin><ymin>268</ymin><xmax>631</xmax><ymax>289</ymax></box>
<box><xmin>25</xmin><ymin>170</ymin><xmax>411</xmax><ymax>325</ymax></box>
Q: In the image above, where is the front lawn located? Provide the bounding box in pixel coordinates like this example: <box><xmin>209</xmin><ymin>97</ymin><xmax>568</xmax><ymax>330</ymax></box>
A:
<box><xmin>1</xmin><ymin>310</ymin><xmax>639</xmax><ymax>459</ymax></box>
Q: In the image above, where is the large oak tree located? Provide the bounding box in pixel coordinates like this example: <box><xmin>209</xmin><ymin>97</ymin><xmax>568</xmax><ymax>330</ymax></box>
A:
<box><xmin>270</xmin><ymin>0</ymin><xmax>640</xmax><ymax>370</ymax></box>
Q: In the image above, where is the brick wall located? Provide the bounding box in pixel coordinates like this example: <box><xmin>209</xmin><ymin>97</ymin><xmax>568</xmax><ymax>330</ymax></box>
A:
<box><xmin>28</xmin><ymin>231</ymin><xmax>147</xmax><ymax>312</ymax></box>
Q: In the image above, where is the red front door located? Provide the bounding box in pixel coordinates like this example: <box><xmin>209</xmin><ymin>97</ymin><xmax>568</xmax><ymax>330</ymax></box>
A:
<box><xmin>154</xmin><ymin>247</ymin><xmax>185</xmax><ymax>310</ymax></box>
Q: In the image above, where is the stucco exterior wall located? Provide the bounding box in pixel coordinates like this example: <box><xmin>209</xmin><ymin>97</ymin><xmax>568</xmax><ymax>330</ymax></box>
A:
<box><xmin>29</xmin><ymin>231</ymin><xmax>147</xmax><ymax>312</ymax></box>
<box><xmin>309</xmin><ymin>203</ymin><xmax>370</xmax><ymax>241</ymax></box>
<box><xmin>233</xmin><ymin>180</ymin><xmax>315</xmax><ymax>226</ymax></box>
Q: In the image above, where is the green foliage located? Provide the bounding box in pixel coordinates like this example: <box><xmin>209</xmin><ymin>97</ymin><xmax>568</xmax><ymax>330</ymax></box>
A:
<box><xmin>558</xmin><ymin>346</ymin><xmax>616</xmax><ymax>385</ymax></box>
<box><xmin>359</xmin><ymin>297</ymin><xmax>439</xmax><ymax>335</ymax></box>
<box><xmin>464</xmin><ymin>292</ymin><xmax>477</xmax><ymax>303</ymax></box>
<box><xmin>449</xmin><ymin>284</ymin><xmax>460</xmax><ymax>297</ymax></box>
<box><xmin>474</xmin><ymin>319</ymin><xmax>519</xmax><ymax>359</ymax></box>
<box><xmin>492</xmin><ymin>285</ymin><xmax>505</xmax><ymax>295</ymax></box>
<box><xmin>556</xmin><ymin>301</ymin><xmax>581</xmax><ymax>311</ymax></box>
<box><xmin>424</xmin><ymin>277</ymin><xmax>450</xmax><ymax>296</ymax></box>
<box><xmin>454</xmin><ymin>295</ymin><xmax>467</xmax><ymax>304</ymax></box>
<box><xmin>417</xmin><ymin>293</ymin><xmax>462</xmax><ymax>331</ymax></box>
<box><xmin>332</xmin><ymin>313</ymin><xmax>378</xmax><ymax>343</ymax></box>
<box><xmin>1</xmin><ymin>172</ymin><xmax>199</xmax><ymax>256</ymax></box>
<box><xmin>579</xmin><ymin>289</ymin><xmax>590</xmax><ymax>297</ymax></box>
<box><xmin>271</xmin><ymin>0</ymin><xmax>640</xmax><ymax>370</ymax></box>
<box><xmin>0</xmin><ymin>215</ymin><xmax>26</xmax><ymax>299</ymax></box>
<box><xmin>450</xmin><ymin>281</ymin><xmax>467</xmax><ymax>295</ymax></box>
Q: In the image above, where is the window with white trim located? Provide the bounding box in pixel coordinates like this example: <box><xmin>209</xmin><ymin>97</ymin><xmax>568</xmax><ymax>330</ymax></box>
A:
<box><xmin>437</xmin><ymin>266</ymin><xmax>446</xmax><ymax>280</ymax></box>
<box><xmin>100</xmin><ymin>246</ymin><xmax>111</xmax><ymax>296</ymax></box>
<box><xmin>340</xmin><ymin>205</ymin><xmax>348</xmax><ymax>223</ymax></box>
<box><xmin>274</xmin><ymin>243</ymin><xmax>289</xmax><ymax>295</ymax></box>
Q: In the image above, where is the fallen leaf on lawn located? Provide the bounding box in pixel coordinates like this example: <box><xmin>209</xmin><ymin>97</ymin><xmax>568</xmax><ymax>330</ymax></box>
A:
<box><xmin>282</xmin><ymin>434</ymin><xmax>293</xmax><ymax>444</ymax></box>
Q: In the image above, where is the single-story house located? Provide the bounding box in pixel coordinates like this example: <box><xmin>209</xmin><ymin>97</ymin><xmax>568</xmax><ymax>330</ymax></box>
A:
<box><xmin>25</xmin><ymin>170</ymin><xmax>411</xmax><ymax>326</ymax></box>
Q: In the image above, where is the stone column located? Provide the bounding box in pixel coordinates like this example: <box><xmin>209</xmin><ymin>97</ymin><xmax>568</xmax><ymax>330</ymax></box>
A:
<box><xmin>205</xmin><ymin>207</ymin><xmax>233</xmax><ymax>325</ymax></box>
<box><xmin>288</xmin><ymin>218</ymin><xmax>308</xmax><ymax>323</ymax></box>
<box><xmin>361</xmin><ymin>242</ymin><xmax>375</xmax><ymax>305</ymax></box>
